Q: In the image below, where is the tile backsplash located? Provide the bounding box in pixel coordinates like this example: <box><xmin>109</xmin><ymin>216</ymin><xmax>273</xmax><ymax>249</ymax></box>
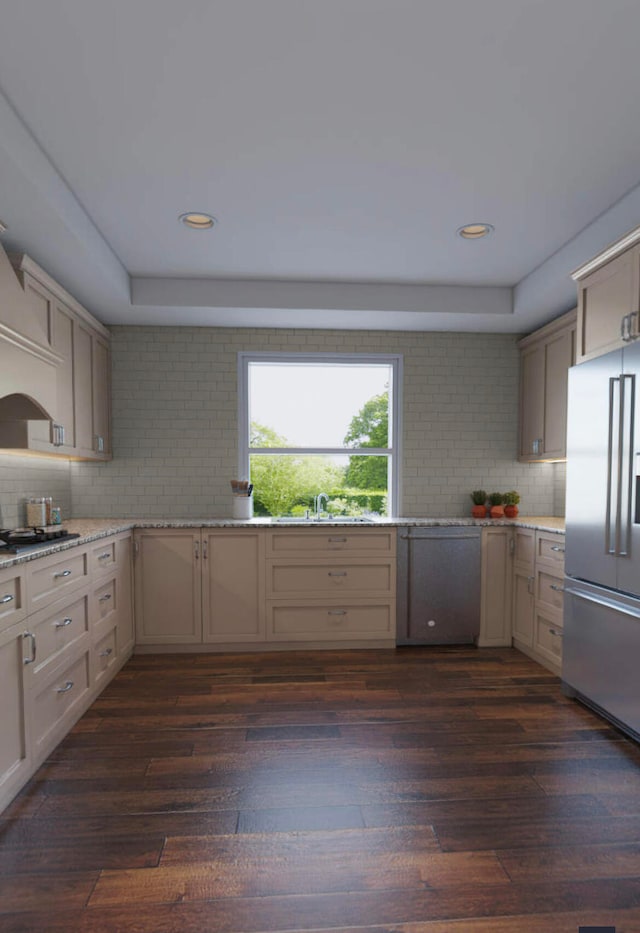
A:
<box><xmin>64</xmin><ymin>326</ymin><xmax>566</xmax><ymax>520</ymax></box>
<box><xmin>0</xmin><ymin>454</ymin><xmax>72</xmax><ymax>529</ymax></box>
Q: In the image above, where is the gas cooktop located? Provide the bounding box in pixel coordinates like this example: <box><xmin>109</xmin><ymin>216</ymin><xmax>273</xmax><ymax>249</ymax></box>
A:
<box><xmin>0</xmin><ymin>527</ymin><xmax>81</xmax><ymax>554</ymax></box>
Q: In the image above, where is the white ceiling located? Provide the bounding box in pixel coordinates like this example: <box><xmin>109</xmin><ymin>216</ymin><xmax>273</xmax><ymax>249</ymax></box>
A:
<box><xmin>1</xmin><ymin>0</ymin><xmax>640</xmax><ymax>332</ymax></box>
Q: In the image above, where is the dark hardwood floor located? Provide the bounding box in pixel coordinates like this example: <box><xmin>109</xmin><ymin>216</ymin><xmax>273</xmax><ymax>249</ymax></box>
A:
<box><xmin>2</xmin><ymin>646</ymin><xmax>640</xmax><ymax>932</ymax></box>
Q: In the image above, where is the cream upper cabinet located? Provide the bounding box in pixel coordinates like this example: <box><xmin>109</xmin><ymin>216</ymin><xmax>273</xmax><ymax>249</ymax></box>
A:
<box><xmin>74</xmin><ymin>321</ymin><xmax>111</xmax><ymax>459</ymax></box>
<box><xmin>202</xmin><ymin>530</ymin><xmax>265</xmax><ymax>643</ymax></box>
<box><xmin>134</xmin><ymin>529</ymin><xmax>202</xmax><ymax>645</ymax></box>
<box><xmin>518</xmin><ymin>309</ymin><xmax>576</xmax><ymax>462</ymax></box>
<box><xmin>573</xmin><ymin>229</ymin><xmax>640</xmax><ymax>364</ymax></box>
<box><xmin>1</xmin><ymin>256</ymin><xmax>111</xmax><ymax>460</ymax></box>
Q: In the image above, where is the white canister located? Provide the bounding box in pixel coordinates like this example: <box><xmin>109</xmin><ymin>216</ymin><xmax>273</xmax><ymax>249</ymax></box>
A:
<box><xmin>232</xmin><ymin>495</ymin><xmax>253</xmax><ymax>520</ymax></box>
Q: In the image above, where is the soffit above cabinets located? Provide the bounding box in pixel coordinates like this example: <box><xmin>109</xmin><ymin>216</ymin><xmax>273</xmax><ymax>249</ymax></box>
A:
<box><xmin>2</xmin><ymin>1</ymin><xmax>640</xmax><ymax>332</ymax></box>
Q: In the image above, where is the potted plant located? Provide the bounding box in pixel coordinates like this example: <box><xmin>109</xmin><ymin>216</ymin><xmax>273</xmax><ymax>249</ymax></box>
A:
<box><xmin>488</xmin><ymin>492</ymin><xmax>505</xmax><ymax>518</ymax></box>
<box><xmin>503</xmin><ymin>490</ymin><xmax>520</xmax><ymax>518</ymax></box>
<box><xmin>470</xmin><ymin>489</ymin><xmax>487</xmax><ymax>518</ymax></box>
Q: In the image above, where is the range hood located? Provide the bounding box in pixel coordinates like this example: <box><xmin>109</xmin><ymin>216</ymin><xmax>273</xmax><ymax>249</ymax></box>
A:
<box><xmin>0</xmin><ymin>241</ymin><xmax>60</xmax><ymax>420</ymax></box>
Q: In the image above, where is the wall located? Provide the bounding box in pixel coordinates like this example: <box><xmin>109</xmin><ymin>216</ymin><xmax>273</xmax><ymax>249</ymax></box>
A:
<box><xmin>69</xmin><ymin>326</ymin><xmax>565</xmax><ymax>519</ymax></box>
<box><xmin>0</xmin><ymin>454</ymin><xmax>72</xmax><ymax>529</ymax></box>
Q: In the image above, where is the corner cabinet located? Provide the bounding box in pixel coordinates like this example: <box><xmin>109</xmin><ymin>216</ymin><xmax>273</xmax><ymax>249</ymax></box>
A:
<box><xmin>518</xmin><ymin>309</ymin><xmax>576</xmax><ymax>462</ymax></box>
<box><xmin>573</xmin><ymin>227</ymin><xmax>640</xmax><ymax>364</ymax></box>
<box><xmin>0</xmin><ymin>255</ymin><xmax>111</xmax><ymax>460</ymax></box>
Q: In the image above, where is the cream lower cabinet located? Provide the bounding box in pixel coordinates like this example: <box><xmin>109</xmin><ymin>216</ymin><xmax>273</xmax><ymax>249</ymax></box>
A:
<box><xmin>511</xmin><ymin>529</ymin><xmax>565</xmax><ymax>674</ymax></box>
<box><xmin>0</xmin><ymin>532</ymin><xmax>134</xmax><ymax>814</ymax></box>
<box><xmin>133</xmin><ymin>528</ymin><xmax>265</xmax><ymax>647</ymax></box>
<box><xmin>477</xmin><ymin>527</ymin><xmax>513</xmax><ymax>646</ymax></box>
<box><xmin>265</xmin><ymin>528</ymin><xmax>396</xmax><ymax>645</ymax></box>
<box><xmin>0</xmin><ymin>552</ymin><xmax>30</xmax><ymax>809</ymax></box>
<box><xmin>133</xmin><ymin>526</ymin><xmax>395</xmax><ymax>649</ymax></box>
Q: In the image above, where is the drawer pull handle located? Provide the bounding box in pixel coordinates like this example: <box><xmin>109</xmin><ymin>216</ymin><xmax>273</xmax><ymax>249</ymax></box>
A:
<box><xmin>99</xmin><ymin>647</ymin><xmax>113</xmax><ymax>658</ymax></box>
<box><xmin>22</xmin><ymin>632</ymin><xmax>36</xmax><ymax>665</ymax></box>
<box><xmin>55</xmin><ymin>617</ymin><xmax>73</xmax><ymax>629</ymax></box>
<box><xmin>54</xmin><ymin>570</ymin><xmax>72</xmax><ymax>579</ymax></box>
<box><xmin>328</xmin><ymin>537</ymin><xmax>347</xmax><ymax>543</ymax></box>
<box><xmin>1</xmin><ymin>594</ymin><xmax>14</xmax><ymax>604</ymax></box>
<box><xmin>56</xmin><ymin>681</ymin><xmax>74</xmax><ymax>694</ymax></box>
<box><xmin>97</xmin><ymin>552</ymin><xmax>111</xmax><ymax>560</ymax></box>
<box><xmin>550</xmin><ymin>545</ymin><xmax>565</xmax><ymax>553</ymax></box>
<box><xmin>328</xmin><ymin>609</ymin><xmax>347</xmax><ymax>616</ymax></box>
<box><xmin>328</xmin><ymin>571</ymin><xmax>347</xmax><ymax>577</ymax></box>
<box><xmin>99</xmin><ymin>593</ymin><xmax>112</xmax><ymax>603</ymax></box>
<box><xmin>549</xmin><ymin>584</ymin><xmax>564</xmax><ymax>592</ymax></box>
<box><xmin>549</xmin><ymin>628</ymin><xmax>563</xmax><ymax>638</ymax></box>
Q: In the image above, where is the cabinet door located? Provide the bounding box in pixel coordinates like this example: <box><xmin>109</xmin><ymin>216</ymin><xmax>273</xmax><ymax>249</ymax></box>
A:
<box><xmin>518</xmin><ymin>311</ymin><xmax>576</xmax><ymax>462</ymax></box>
<box><xmin>576</xmin><ymin>245</ymin><xmax>639</xmax><ymax>363</ymax></box>
<box><xmin>542</xmin><ymin>326</ymin><xmax>574</xmax><ymax>458</ymax></box>
<box><xmin>116</xmin><ymin>535</ymin><xmax>134</xmax><ymax>656</ymax></box>
<box><xmin>0</xmin><ymin>622</ymin><xmax>31</xmax><ymax>813</ymax></box>
<box><xmin>92</xmin><ymin>335</ymin><xmax>111</xmax><ymax>457</ymax></box>
<box><xmin>478</xmin><ymin>528</ymin><xmax>512</xmax><ymax>646</ymax></box>
<box><xmin>202</xmin><ymin>530</ymin><xmax>265</xmax><ymax>642</ymax></box>
<box><xmin>134</xmin><ymin>530</ymin><xmax>202</xmax><ymax>644</ymax></box>
<box><xmin>519</xmin><ymin>343</ymin><xmax>545</xmax><ymax>459</ymax></box>
<box><xmin>511</xmin><ymin>568</ymin><xmax>534</xmax><ymax>647</ymax></box>
<box><xmin>73</xmin><ymin>320</ymin><xmax>94</xmax><ymax>456</ymax></box>
<box><xmin>50</xmin><ymin>300</ymin><xmax>75</xmax><ymax>449</ymax></box>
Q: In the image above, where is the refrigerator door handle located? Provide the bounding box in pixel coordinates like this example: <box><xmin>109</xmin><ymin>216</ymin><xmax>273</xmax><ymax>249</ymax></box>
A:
<box><xmin>564</xmin><ymin>582</ymin><xmax>640</xmax><ymax>619</ymax></box>
<box><xmin>618</xmin><ymin>374</ymin><xmax>635</xmax><ymax>557</ymax></box>
<box><xmin>605</xmin><ymin>376</ymin><xmax>620</xmax><ymax>555</ymax></box>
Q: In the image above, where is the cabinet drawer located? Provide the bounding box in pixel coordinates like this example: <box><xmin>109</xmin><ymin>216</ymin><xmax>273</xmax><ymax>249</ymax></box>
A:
<box><xmin>0</xmin><ymin>567</ymin><xmax>26</xmax><ymax>632</ymax></box>
<box><xmin>267</xmin><ymin>529</ymin><xmax>396</xmax><ymax>558</ymax></box>
<box><xmin>92</xmin><ymin>577</ymin><xmax>117</xmax><ymax>628</ymax></box>
<box><xmin>535</xmin><ymin>567</ymin><xmax>564</xmax><ymax>614</ymax></box>
<box><xmin>266</xmin><ymin>599</ymin><xmax>395</xmax><ymax>640</ymax></box>
<box><xmin>536</xmin><ymin>533</ymin><xmax>566</xmax><ymax>567</ymax></box>
<box><xmin>534</xmin><ymin>611</ymin><xmax>563</xmax><ymax>668</ymax></box>
<box><xmin>93</xmin><ymin>626</ymin><xmax>118</xmax><ymax>687</ymax></box>
<box><xmin>26</xmin><ymin>592</ymin><xmax>90</xmax><ymax>682</ymax></box>
<box><xmin>513</xmin><ymin>528</ymin><xmax>535</xmax><ymax>571</ymax></box>
<box><xmin>31</xmin><ymin>650</ymin><xmax>91</xmax><ymax>758</ymax></box>
<box><xmin>267</xmin><ymin>559</ymin><xmax>394</xmax><ymax>598</ymax></box>
<box><xmin>90</xmin><ymin>539</ymin><xmax>117</xmax><ymax>577</ymax></box>
<box><xmin>27</xmin><ymin>548</ymin><xmax>89</xmax><ymax>613</ymax></box>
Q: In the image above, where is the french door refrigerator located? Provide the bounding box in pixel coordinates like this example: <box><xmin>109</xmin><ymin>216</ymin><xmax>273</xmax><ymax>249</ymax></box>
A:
<box><xmin>564</xmin><ymin>339</ymin><xmax>640</xmax><ymax>741</ymax></box>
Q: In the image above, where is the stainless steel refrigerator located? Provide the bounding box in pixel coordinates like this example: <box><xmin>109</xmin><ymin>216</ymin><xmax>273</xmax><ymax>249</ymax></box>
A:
<box><xmin>564</xmin><ymin>339</ymin><xmax>640</xmax><ymax>740</ymax></box>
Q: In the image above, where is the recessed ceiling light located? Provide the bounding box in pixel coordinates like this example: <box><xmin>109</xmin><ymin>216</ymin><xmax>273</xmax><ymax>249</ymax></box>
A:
<box><xmin>457</xmin><ymin>223</ymin><xmax>494</xmax><ymax>240</ymax></box>
<box><xmin>179</xmin><ymin>212</ymin><xmax>217</xmax><ymax>230</ymax></box>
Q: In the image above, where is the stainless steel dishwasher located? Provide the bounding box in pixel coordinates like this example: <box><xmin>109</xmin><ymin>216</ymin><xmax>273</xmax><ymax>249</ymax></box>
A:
<box><xmin>396</xmin><ymin>526</ymin><xmax>482</xmax><ymax>644</ymax></box>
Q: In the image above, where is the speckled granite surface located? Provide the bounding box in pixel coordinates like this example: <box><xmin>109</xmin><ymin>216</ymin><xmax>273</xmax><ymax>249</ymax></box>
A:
<box><xmin>0</xmin><ymin>515</ymin><xmax>565</xmax><ymax>571</ymax></box>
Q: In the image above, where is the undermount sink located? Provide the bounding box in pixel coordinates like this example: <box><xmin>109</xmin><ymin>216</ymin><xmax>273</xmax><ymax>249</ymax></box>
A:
<box><xmin>271</xmin><ymin>516</ymin><xmax>377</xmax><ymax>524</ymax></box>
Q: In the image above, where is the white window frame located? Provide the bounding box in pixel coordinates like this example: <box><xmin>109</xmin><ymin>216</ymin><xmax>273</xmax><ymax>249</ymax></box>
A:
<box><xmin>238</xmin><ymin>351</ymin><xmax>403</xmax><ymax>516</ymax></box>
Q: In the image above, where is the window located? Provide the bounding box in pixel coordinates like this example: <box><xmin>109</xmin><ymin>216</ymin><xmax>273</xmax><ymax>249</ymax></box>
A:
<box><xmin>238</xmin><ymin>352</ymin><xmax>402</xmax><ymax>517</ymax></box>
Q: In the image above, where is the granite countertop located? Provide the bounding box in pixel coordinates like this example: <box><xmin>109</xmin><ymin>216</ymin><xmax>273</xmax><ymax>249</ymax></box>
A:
<box><xmin>0</xmin><ymin>515</ymin><xmax>565</xmax><ymax>571</ymax></box>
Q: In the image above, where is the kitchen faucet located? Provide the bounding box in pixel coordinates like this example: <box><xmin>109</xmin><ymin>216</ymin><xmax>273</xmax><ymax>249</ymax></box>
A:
<box><xmin>314</xmin><ymin>492</ymin><xmax>329</xmax><ymax>519</ymax></box>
